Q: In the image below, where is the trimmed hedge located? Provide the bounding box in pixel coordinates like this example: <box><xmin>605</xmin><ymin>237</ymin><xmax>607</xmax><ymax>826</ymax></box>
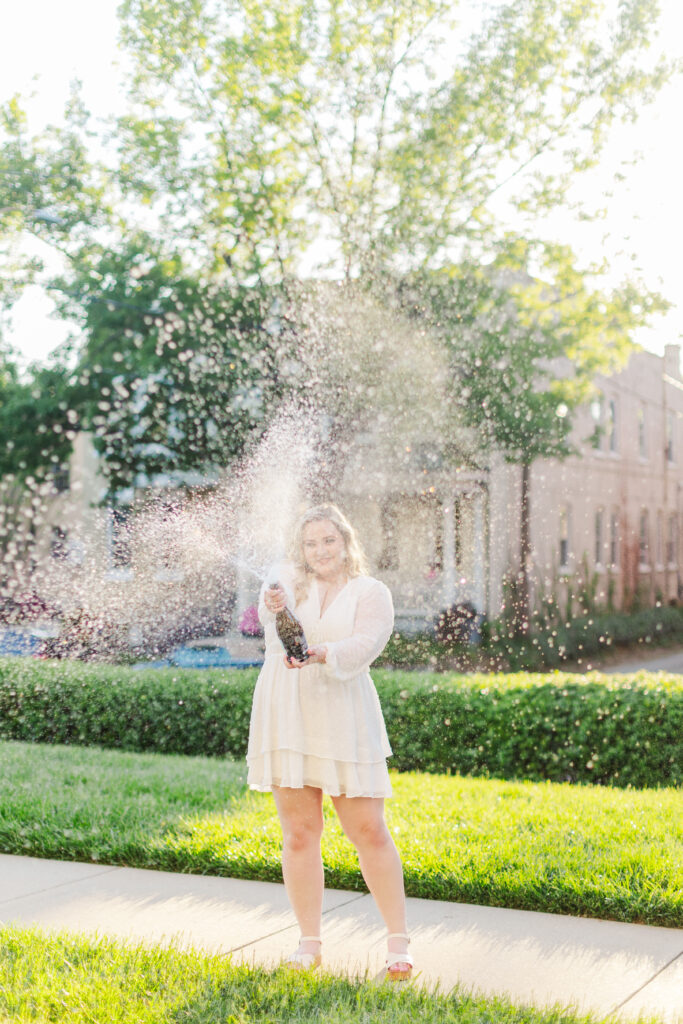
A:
<box><xmin>500</xmin><ymin>605</ymin><xmax>683</xmax><ymax>671</ymax></box>
<box><xmin>378</xmin><ymin>670</ymin><xmax>682</xmax><ymax>787</ymax></box>
<box><xmin>380</xmin><ymin>605</ymin><xmax>683</xmax><ymax>672</ymax></box>
<box><xmin>0</xmin><ymin>657</ymin><xmax>681</xmax><ymax>787</ymax></box>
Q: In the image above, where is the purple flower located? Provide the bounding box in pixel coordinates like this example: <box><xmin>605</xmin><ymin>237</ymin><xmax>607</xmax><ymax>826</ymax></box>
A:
<box><xmin>238</xmin><ymin>605</ymin><xmax>263</xmax><ymax>637</ymax></box>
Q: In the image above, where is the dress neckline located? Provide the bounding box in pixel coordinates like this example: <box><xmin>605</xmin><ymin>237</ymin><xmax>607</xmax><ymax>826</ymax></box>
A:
<box><xmin>315</xmin><ymin>577</ymin><xmax>350</xmax><ymax>618</ymax></box>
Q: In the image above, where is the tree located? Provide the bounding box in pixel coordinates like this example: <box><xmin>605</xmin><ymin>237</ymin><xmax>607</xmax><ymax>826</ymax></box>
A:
<box><xmin>0</xmin><ymin>342</ymin><xmax>75</xmax><ymax>609</ymax></box>
<box><xmin>0</xmin><ymin>90</ymin><xmax>109</xmax><ymax>285</ymax></box>
<box><xmin>397</xmin><ymin>247</ymin><xmax>668</xmax><ymax>627</ymax></box>
<box><xmin>0</xmin><ymin>0</ymin><xmax>672</xmax><ymax>582</ymax></box>
<box><xmin>0</xmin><ymin>354</ymin><xmax>75</xmax><ymax>485</ymax></box>
<box><xmin>52</xmin><ymin>238</ymin><xmax>298</xmax><ymax>496</ymax></box>
<box><xmin>114</xmin><ymin>0</ymin><xmax>670</xmax><ymax>278</ymax></box>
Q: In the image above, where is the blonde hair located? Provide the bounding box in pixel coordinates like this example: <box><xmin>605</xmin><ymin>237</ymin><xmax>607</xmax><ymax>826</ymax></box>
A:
<box><xmin>290</xmin><ymin>504</ymin><xmax>368</xmax><ymax>598</ymax></box>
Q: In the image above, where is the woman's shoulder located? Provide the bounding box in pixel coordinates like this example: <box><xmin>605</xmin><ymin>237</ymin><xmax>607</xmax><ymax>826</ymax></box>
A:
<box><xmin>352</xmin><ymin>574</ymin><xmax>393</xmax><ymax>601</ymax></box>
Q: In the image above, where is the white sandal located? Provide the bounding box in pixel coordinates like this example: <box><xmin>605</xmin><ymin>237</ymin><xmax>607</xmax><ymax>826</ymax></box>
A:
<box><xmin>386</xmin><ymin>932</ymin><xmax>413</xmax><ymax>981</ymax></box>
<box><xmin>285</xmin><ymin>935</ymin><xmax>322</xmax><ymax>970</ymax></box>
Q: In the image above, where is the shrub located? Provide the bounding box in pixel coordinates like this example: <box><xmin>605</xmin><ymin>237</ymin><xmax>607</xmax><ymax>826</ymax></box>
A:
<box><xmin>433</xmin><ymin>602</ymin><xmax>480</xmax><ymax>644</ymax></box>
<box><xmin>381</xmin><ymin>605</ymin><xmax>683</xmax><ymax>673</ymax></box>
<box><xmin>0</xmin><ymin>658</ymin><xmax>681</xmax><ymax>787</ymax></box>
<box><xmin>376</xmin><ymin>670</ymin><xmax>683</xmax><ymax>787</ymax></box>
<box><xmin>0</xmin><ymin>659</ymin><xmax>257</xmax><ymax>759</ymax></box>
<box><xmin>237</xmin><ymin>605</ymin><xmax>264</xmax><ymax>638</ymax></box>
<box><xmin>490</xmin><ymin>605</ymin><xmax>683</xmax><ymax>671</ymax></box>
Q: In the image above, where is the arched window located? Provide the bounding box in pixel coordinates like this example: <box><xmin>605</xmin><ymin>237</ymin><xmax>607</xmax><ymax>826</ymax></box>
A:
<box><xmin>559</xmin><ymin>505</ymin><xmax>571</xmax><ymax>571</ymax></box>
<box><xmin>609</xmin><ymin>511</ymin><xmax>619</xmax><ymax>567</ymax></box>
<box><xmin>637</xmin><ymin>406</ymin><xmax>647</xmax><ymax>458</ymax></box>
<box><xmin>607</xmin><ymin>398</ymin><xmax>618</xmax><ymax>453</ymax></box>
<box><xmin>666</xmin><ymin>410</ymin><xmax>675</xmax><ymax>463</ymax></box>
<box><xmin>656</xmin><ymin>510</ymin><xmax>664</xmax><ymax>566</ymax></box>
<box><xmin>594</xmin><ymin>508</ymin><xmax>604</xmax><ymax>567</ymax></box>
<box><xmin>667</xmin><ymin>514</ymin><xmax>677</xmax><ymax>565</ymax></box>
<box><xmin>639</xmin><ymin>509</ymin><xmax>650</xmax><ymax>566</ymax></box>
<box><xmin>590</xmin><ymin>393</ymin><xmax>604</xmax><ymax>450</ymax></box>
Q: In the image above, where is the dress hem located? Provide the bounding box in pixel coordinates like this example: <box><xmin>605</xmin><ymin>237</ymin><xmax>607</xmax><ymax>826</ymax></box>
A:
<box><xmin>248</xmin><ymin>780</ymin><xmax>393</xmax><ymax>799</ymax></box>
<box><xmin>247</xmin><ymin>749</ymin><xmax>392</xmax><ymax>799</ymax></box>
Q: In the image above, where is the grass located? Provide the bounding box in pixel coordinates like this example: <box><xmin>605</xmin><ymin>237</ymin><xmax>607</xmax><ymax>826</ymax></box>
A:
<box><xmin>2</xmin><ymin>741</ymin><xmax>681</xmax><ymax>927</ymax></box>
<box><xmin>0</xmin><ymin>926</ymin><xmax>663</xmax><ymax>1024</ymax></box>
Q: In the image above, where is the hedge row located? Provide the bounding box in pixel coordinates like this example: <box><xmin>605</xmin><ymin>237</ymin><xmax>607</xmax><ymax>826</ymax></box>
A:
<box><xmin>0</xmin><ymin>657</ymin><xmax>681</xmax><ymax>787</ymax></box>
<box><xmin>500</xmin><ymin>605</ymin><xmax>683</xmax><ymax>671</ymax></box>
<box><xmin>381</xmin><ymin>605</ymin><xmax>683</xmax><ymax>672</ymax></box>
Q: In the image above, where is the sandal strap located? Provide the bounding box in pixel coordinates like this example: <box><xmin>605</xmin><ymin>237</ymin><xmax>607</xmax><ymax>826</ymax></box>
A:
<box><xmin>286</xmin><ymin>951</ymin><xmax>321</xmax><ymax>969</ymax></box>
<box><xmin>386</xmin><ymin>952</ymin><xmax>414</xmax><ymax>969</ymax></box>
<box><xmin>387</xmin><ymin>933</ymin><xmax>410</xmax><ymax>942</ymax></box>
<box><xmin>299</xmin><ymin>936</ymin><xmax>321</xmax><ymax>942</ymax></box>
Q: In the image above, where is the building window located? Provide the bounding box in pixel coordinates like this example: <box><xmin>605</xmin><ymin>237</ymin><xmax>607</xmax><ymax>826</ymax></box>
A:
<box><xmin>666</xmin><ymin>410</ymin><xmax>675</xmax><ymax>463</ymax></box>
<box><xmin>107</xmin><ymin>508</ymin><xmax>132</xmax><ymax>572</ymax></box>
<box><xmin>559</xmin><ymin>506</ymin><xmax>571</xmax><ymax>570</ymax></box>
<box><xmin>656</xmin><ymin>510</ymin><xmax>664</xmax><ymax>566</ymax></box>
<box><xmin>50</xmin><ymin>526</ymin><xmax>68</xmax><ymax>560</ymax></box>
<box><xmin>637</xmin><ymin>406</ymin><xmax>647</xmax><ymax>458</ymax></box>
<box><xmin>667</xmin><ymin>513</ymin><xmax>677</xmax><ymax>565</ymax></box>
<box><xmin>51</xmin><ymin>464</ymin><xmax>70</xmax><ymax>494</ymax></box>
<box><xmin>378</xmin><ymin>500</ymin><xmax>399</xmax><ymax>571</ymax></box>
<box><xmin>639</xmin><ymin>509</ymin><xmax>649</xmax><ymax>566</ymax></box>
<box><xmin>153</xmin><ymin>501</ymin><xmax>183</xmax><ymax>581</ymax></box>
<box><xmin>607</xmin><ymin>398</ymin><xmax>618</xmax><ymax>452</ymax></box>
<box><xmin>590</xmin><ymin>393</ymin><xmax>604</xmax><ymax>450</ymax></box>
<box><xmin>609</xmin><ymin>511</ymin><xmax>619</xmax><ymax>567</ymax></box>
<box><xmin>595</xmin><ymin>508</ymin><xmax>604</xmax><ymax>567</ymax></box>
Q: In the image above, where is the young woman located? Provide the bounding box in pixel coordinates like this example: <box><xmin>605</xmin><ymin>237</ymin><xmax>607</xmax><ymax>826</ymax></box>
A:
<box><xmin>246</xmin><ymin>504</ymin><xmax>412</xmax><ymax>979</ymax></box>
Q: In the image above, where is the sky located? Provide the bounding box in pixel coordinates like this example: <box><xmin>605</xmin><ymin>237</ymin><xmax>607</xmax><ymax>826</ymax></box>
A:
<box><xmin>1</xmin><ymin>0</ymin><xmax>683</xmax><ymax>370</ymax></box>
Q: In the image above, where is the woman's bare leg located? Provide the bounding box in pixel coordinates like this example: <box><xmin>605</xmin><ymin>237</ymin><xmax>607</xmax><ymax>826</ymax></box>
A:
<box><xmin>272</xmin><ymin>785</ymin><xmax>324</xmax><ymax>955</ymax></box>
<box><xmin>331</xmin><ymin>795</ymin><xmax>410</xmax><ymax>966</ymax></box>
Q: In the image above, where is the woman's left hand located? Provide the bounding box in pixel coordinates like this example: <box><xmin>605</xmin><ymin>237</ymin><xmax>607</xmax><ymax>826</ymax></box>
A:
<box><xmin>283</xmin><ymin>645</ymin><xmax>328</xmax><ymax>669</ymax></box>
<box><xmin>305</xmin><ymin>645</ymin><xmax>327</xmax><ymax>664</ymax></box>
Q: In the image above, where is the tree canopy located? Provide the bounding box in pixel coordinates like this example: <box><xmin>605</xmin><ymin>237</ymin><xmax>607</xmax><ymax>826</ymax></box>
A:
<box><xmin>114</xmin><ymin>0</ymin><xmax>670</xmax><ymax>277</ymax></box>
<box><xmin>52</xmin><ymin>239</ymin><xmax>299</xmax><ymax>495</ymax></box>
<box><xmin>403</xmin><ymin>244</ymin><xmax>668</xmax><ymax>466</ymax></box>
<box><xmin>0</xmin><ymin>0</ymin><xmax>673</xmax><ymax>499</ymax></box>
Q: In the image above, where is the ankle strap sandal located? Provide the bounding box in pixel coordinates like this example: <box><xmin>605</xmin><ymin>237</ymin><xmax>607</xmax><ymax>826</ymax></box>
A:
<box><xmin>285</xmin><ymin>935</ymin><xmax>322</xmax><ymax>970</ymax></box>
<box><xmin>386</xmin><ymin>932</ymin><xmax>413</xmax><ymax>981</ymax></box>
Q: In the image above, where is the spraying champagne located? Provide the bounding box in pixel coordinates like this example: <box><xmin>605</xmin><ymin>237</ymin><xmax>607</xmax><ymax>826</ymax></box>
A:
<box><xmin>269</xmin><ymin>583</ymin><xmax>310</xmax><ymax>662</ymax></box>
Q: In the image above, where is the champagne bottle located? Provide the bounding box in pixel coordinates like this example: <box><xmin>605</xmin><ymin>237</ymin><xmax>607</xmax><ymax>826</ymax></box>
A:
<box><xmin>269</xmin><ymin>583</ymin><xmax>310</xmax><ymax>662</ymax></box>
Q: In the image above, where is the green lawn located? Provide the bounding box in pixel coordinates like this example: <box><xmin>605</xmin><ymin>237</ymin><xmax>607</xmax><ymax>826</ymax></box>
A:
<box><xmin>2</xmin><ymin>741</ymin><xmax>681</xmax><ymax>926</ymax></box>
<box><xmin>0</xmin><ymin>926</ymin><xmax>661</xmax><ymax>1024</ymax></box>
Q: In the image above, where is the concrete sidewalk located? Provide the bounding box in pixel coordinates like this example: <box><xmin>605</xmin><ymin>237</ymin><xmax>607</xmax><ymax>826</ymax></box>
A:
<box><xmin>600</xmin><ymin>647</ymin><xmax>683</xmax><ymax>675</ymax></box>
<box><xmin>0</xmin><ymin>854</ymin><xmax>681</xmax><ymax>1022</ymax></box>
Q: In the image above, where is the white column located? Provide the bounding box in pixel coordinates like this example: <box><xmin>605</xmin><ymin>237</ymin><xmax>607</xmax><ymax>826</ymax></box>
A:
<box><xmin>442</xmin><ymin>498</ymin><xmax>457</xmax><ymax>608</ymax></box>
<box><xmin>473</xmin><ymin>490</ymin><xmax>486</xmax><ymax>614</ymax></box>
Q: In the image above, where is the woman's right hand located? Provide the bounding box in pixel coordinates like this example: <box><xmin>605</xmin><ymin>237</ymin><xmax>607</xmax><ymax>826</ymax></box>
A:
<box><xmin>263</xmin><ymin>584</ymin><xmax>287</xmax><ymax>614</ymax></box>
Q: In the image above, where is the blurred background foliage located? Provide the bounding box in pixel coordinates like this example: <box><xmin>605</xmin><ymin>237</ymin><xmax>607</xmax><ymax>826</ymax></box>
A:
<box><xmin>0</xmin><ymin>0</ymin><xmax>673</xmax><ymax>500</ymax></box>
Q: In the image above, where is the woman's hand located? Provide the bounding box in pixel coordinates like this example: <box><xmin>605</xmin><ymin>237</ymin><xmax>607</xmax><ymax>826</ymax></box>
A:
<box><xmin>305</xmin><ymin>645</ymin><xmax>328</xmax><ymax>664</ymax></box>
<box><xmin>263</xmin><ymin>585</ymin><xmax>287</xmax><ymax>614</ymax></box>
<box><xmin>283</xmin><ymin>645</ymin><xmax>328</xmax><ymax>669</ymax></box>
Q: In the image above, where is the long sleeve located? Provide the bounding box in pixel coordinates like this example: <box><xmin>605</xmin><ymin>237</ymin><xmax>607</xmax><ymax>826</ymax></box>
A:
<box><xmin>322</xmin><ymin>579</ymin><xmax>394</xmax><ymax>682</ymax></box>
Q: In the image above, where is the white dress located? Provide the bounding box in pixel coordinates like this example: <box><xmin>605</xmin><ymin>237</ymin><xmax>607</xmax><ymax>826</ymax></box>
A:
<box><xmin>246</xmin><ymin>565</ymin><xmax>395</xmax><ymax>798</ymax></box>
